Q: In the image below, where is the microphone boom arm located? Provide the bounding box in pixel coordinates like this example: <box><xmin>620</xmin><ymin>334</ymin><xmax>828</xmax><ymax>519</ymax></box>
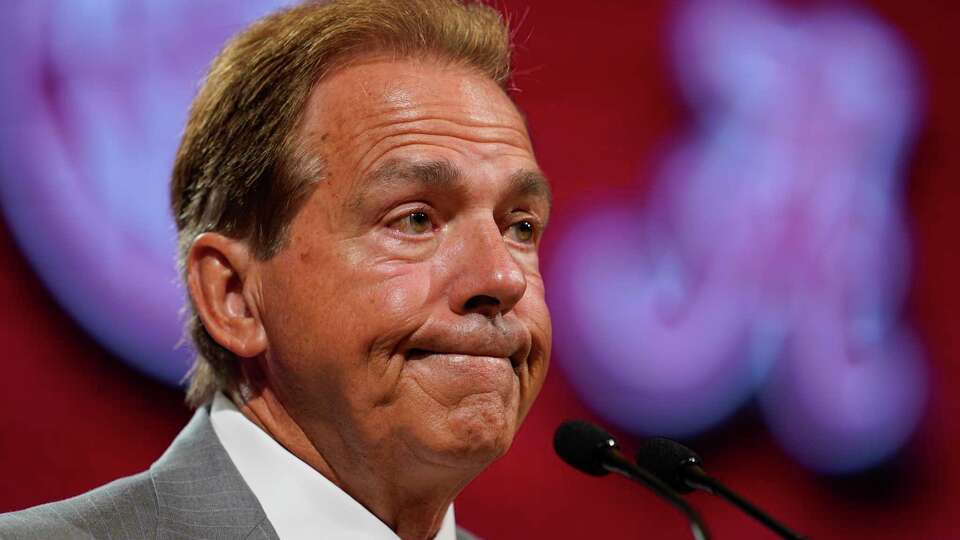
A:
<box><xmin>681</xmin><ymin>464</ymin><xmax>805</xmax><ymax>540</ymax></box>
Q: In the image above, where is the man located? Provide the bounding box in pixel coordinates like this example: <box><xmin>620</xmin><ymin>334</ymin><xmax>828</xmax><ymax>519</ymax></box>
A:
<box><xmin>0</xmin><ymin>0</ymin><xmax>551</xmax><ymax>538</ymax></box>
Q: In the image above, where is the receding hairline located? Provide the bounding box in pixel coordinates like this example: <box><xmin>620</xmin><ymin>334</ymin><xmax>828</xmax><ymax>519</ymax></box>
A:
<box><xmin>289</xmin><ymin>48</ymin><xmax>529</xmax><ymax>171</ymax></box>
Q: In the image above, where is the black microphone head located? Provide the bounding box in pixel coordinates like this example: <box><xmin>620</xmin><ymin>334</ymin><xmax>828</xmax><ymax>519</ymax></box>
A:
<box><xmin>553</xmin><ymin>420</ymin><xmax>619</xmax><ymax>477</ymax></box>
<box><xmin>634</xmin><ymin>437</ymin><xmax>703</xmax><ymax>493</ymax></box>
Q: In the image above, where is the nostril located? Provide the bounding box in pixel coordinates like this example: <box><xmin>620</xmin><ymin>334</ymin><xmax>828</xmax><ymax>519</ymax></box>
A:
<box><xmin>464</xmin><ymin>294</ymin><xmax>500</xmax><ymax>314</ymax></box>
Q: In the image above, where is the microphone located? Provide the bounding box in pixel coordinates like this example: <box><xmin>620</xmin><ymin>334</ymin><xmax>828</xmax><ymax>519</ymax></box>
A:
<box><xmin>554</xmin><ymin>421</ymin><xmax>711</xmax><ymax>540</ymax></box>
<box><xmin>635</xmin><ymin>437</ymin><xmax>806</xmax><ymax>540</ymax></box>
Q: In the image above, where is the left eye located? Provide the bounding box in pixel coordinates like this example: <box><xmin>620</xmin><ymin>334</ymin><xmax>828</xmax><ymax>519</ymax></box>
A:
<box><xmin>507</xmin><ymin>220</ymin><xmax>536</xmax><ymax>243</ymax></box>
<box><xmin>393</xmin><ymin>211</ymin><xmax>434</xmax><ymax>235</ymax></box>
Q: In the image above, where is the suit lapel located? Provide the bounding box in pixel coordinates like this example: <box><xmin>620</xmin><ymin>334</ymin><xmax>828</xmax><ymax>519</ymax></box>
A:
<box><xmin>149</xmin><ymin>406</ymin><xmax>280</xmax><ymax>539</ymax></box>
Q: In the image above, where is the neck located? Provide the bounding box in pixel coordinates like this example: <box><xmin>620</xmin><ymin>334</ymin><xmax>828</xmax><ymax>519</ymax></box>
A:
<box><xmin>231</xmin><ymin>387</ymin><xmax>473</xmax><ymax>540</ymax></box>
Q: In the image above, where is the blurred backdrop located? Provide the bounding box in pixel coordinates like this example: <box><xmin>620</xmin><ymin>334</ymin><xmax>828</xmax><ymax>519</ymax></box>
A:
<box><xmin>1</xmin><ymin>0</ymin><xmax>957</xmax><ymax>538</ymax></box>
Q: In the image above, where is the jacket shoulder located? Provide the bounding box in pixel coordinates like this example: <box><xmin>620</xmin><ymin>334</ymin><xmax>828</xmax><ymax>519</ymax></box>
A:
<box><xmin>0</xmin><ymin>471</ymin><xmax>157</xmax><ymax>540</ymax></box>
<box><xmin>456</xmin><ymin>526</ymin><xmax>481</xmax><ymax>540</ymax></box>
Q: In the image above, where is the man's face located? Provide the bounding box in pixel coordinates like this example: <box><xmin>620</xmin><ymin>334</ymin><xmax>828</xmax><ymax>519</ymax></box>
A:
<box><xmin>255</xmin><ymin>56</ymin><xmax>551</xmax><ymax>472</ymax></box>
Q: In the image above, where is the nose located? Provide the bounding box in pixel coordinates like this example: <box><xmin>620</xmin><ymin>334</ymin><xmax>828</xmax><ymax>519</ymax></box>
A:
<box><xmin>448</xmin><ymin>219</ymin><xmax>527</xmax><ymax>318</ymax></box>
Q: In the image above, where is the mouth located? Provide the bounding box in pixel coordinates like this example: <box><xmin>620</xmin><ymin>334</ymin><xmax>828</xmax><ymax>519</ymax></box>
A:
<box><xmin>405</xmin><ymin>348</ymin><xmax>520</xmax><ymax>371</ymax></box>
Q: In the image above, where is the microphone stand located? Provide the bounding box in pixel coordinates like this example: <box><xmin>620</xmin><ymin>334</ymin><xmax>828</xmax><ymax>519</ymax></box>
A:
<box><xmin>681</xmin><ymin>465</ymin><xmax>805</xmax><ymax>540</ymax></box>
<box><xmin>599</xmin><ymin>441</ymin><xmax>711</xmax><ymax>540</ymax></box>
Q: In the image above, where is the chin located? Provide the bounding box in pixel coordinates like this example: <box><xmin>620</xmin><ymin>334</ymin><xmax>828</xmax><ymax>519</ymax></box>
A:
<box><xmin>430</xmin><ymin>395</ymin><xmax>518</xmax><ymax>468</ymax></box>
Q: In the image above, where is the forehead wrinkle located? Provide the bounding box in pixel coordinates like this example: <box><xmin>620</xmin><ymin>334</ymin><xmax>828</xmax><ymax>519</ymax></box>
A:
<box><xmin>349</xmin><ymin>117</ymin><xmax>533</xmax><ymax>171</ymax></box>
<box><xmin>354</xmin><ymin>109</ymin><xmax>529</xmax><ymax>138</ymax></box>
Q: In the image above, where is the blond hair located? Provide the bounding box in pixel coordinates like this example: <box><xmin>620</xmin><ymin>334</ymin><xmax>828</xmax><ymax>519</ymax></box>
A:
<box><xmin>170</xmin><ymin>0</ymin><xmax>513</xmax><ymax>408</ymax></box>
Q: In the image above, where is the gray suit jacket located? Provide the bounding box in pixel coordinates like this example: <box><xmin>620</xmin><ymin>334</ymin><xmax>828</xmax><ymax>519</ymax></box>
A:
<box><xmin>0</xmin><ymin>407</ymin><xmax>477</xmax><ymax>539</ymax></box>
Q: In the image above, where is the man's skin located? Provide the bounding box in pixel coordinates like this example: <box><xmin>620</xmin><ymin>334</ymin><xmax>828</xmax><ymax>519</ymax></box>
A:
<box><xmin>186</xmin><ymin>54</ymin><xmax>552</xmax><ymax>539</ymax></box>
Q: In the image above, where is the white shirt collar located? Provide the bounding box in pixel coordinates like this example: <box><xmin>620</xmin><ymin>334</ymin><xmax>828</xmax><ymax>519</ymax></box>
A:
<box><xmin>209</xmin><ymin>392</ymin><xmax>458</xmax><ymax>540</ymax></box>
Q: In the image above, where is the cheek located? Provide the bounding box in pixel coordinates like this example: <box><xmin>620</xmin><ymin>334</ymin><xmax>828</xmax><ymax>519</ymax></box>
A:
<box><xmin>521</xmin><ymin>280</ymin><xmax>552</xmax><ymax>352</ymax></box>
<box><xmin>381</xmin><ymin>269</ymin><xmax>434</xmax><ymax>323</ymax></box>
<box><xmin>261</xmin><ymin>260</ymin><xmax>438</xmax><ymax>420</ymax></box>
<box><xmin>356</xmin><ymin>264</ymin><xmax>437</xmax><ymax>354</ymax></box>
<box><xmin>515</xmin><ymin>282</ymin><xmax>552</xmax><ymax>409</ymax></box>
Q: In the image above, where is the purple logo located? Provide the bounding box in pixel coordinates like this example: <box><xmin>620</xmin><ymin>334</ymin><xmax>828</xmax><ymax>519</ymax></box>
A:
<box><xmin>550</xmin><ymin>0</ymin><xmax>927</xmax><ymax>473</ymax></box>
<box><xmin>0</xmin><ymin>1</ymin><xmax>293</xmax><ymax>385</ymax></box>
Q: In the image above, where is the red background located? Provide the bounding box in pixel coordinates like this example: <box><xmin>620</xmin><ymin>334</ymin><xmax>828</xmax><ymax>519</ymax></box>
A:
<box><xmin>2</xmin><ymin>1</ymin><xmax>958</xmax><ymax>538</ymax></box>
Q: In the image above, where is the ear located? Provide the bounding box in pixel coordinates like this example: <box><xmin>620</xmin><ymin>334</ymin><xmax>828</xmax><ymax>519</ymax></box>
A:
<box><xmin>186</xmin><ymin>233</ymin><xmax>267</xmax><ymax>358</ymax></box>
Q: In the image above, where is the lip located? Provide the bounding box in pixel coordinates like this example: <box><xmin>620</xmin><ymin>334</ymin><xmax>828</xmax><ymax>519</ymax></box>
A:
<box><xmin>398</xmin><ymin>317</ymin><xmax>532</xmax><ymax>376</ymax></box>
<box><xmin>406</xmin><ymin>348</ymin><xmax>518</xmax><ymax>369</ymax></box>
<box><xmin>401</xmin><ymin>319</ymin><xmax>529</xmax><ymax>366</ymax></box>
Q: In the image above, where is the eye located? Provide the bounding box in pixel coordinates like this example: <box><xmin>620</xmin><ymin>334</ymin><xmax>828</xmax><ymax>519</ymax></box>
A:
<box><xmin>507</xmin><ymin>219</ymin><xmax>537</xmax><ymax>243</ymax></box>
<box><xmin>392</xmin><ymin>210</ymin><xmax>434</xmax><ymax>235</ymax></box>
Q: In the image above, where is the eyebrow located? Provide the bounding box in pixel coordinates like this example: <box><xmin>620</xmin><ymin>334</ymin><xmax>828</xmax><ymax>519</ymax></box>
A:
<box><xmin>353</xmin><ymin>158</ymin><xmax>552</xmax><ymax>212</ymax></box>
<box><xmin>508</xmin><ymin>169</ymin><xmax>553</xmax><ymax>211</ymax></box>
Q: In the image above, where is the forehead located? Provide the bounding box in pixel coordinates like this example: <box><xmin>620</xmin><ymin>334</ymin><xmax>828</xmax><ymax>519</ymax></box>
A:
<box><xmin>297</xmin><ymin>55</ymin><xmax>535</xmax><ymax>178</ymax></box>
